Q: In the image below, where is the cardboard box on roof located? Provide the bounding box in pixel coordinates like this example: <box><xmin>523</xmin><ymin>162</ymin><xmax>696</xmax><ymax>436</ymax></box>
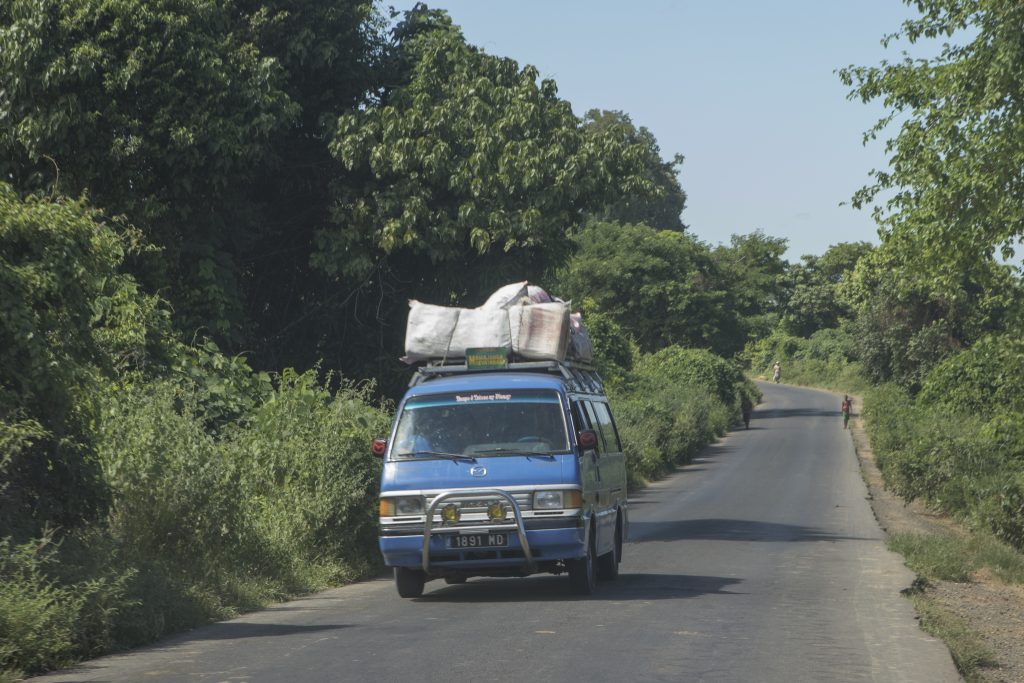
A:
<box><xmin>508</xmin><ymin>302</ymin><xmax>570</xmax><ymax>361</ymax></box>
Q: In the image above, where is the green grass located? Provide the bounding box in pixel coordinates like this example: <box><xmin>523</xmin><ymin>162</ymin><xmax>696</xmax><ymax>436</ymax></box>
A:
<box><xmin>905</xmin><ymin>590</ymin><xmax>997</xmax><ymax>682</ymax></box>
<box><xmin>889</xmin><ymin>531</ymin><xmax>1024</xmax><ymax>585</ymax></box>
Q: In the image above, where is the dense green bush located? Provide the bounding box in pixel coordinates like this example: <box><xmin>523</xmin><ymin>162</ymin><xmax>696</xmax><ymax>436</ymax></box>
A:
<box><xmin>578</xmin><ymin>304</ymin><xmax>638</xmax><ymax>387</ymax></box>
<box><xmin>918</xmin><ymin>335</ymin><xmax>1024</xmax><ymax>421</ymax></box>
<box><xmin>864</xmin><ymin>380</ymin><xmax>1024</xmax><ymax>551</ymax></box>
<box><xmin>0</xmin><ymin>536</ymin><xmax>130</xmax><ymax>678</ymax></box>
<box><xmin>230</xmin><ymin>370</ymin><xmax>391</xmax><ymax>585</ymax></box>
<box><xmin>97</xmin><ymin>381</ymin><xmax>250</xmax><ymax>585</ymax></box>
<box><xmin>613</xmin><ymin>385</ymin><xmax>725</xmax><ymax>482</ymax></box>
<box><xmin>634</xmin><ymin>347</ymin><xmax>746</xmax><ymax>407</ymax></box>
<box><xmin>611</xmin><ymin>345</ymin><xmax>757</xmax><ymax>483</ymax></box>
<box><xmin>744</xmin><ymin>327</ymin><xmax>866</xmax><ymax>393</ymax></box>
<box><xmin>0</xmin><ymin>184</ymin><xmax>165</xmax><ymax>538</ymax></box>
<box><xmin>1</xmin><ymin>368</ymin><xmax>391</xmax><ymax>677</ymax></box>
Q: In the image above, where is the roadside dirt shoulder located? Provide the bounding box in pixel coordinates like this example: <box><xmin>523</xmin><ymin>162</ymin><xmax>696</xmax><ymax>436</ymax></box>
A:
<box><xmin>847</xmin><ymin>406</ymin><xmax>1024</xmax><ymax>683</ymax></box>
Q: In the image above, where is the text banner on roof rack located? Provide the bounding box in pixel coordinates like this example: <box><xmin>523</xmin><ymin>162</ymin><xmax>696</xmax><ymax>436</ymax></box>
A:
<box><xmin>465</xmin><ymin>347</ymin><xmax>509</xmax><ymax>370</ymax></box>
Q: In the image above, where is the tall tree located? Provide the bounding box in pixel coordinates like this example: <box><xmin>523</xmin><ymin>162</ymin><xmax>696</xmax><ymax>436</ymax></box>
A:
<box><xmin>555</xmin><ymin>222</ymin><xmax>740</xmax><ymax>355</ymax></box>
<box><xmin>844</xmin><ymin>245</ymin><xmax>1021</xmax><ymax>390</ymax></box>
<box><xmin>711</xmin><ymin>231</ymin><xmax>790</xmax><ymax>341</ymax></box>
<box><xmin>780</xmin><ymin>241</ymin><xmax>873</xmax><ymax>337</ymax></box>
<box><xmin>840</xmin><ymin>0</ymin><xmax>1024</xmax><ymax>287</ymax></box>
<box><xmin>582</xmin><ymin>109</ymin><xmax>687</xmax><ymax>231</ymax></box>
<box><xmin>0</xmin><ymin>0</ymin><xmax>381</xmax><ymax>344</ymax></box>
<box><xmin>314</xmin><ymin>8</ymin><xmax>670</xmax><ymax>388</ymax></box>
<box><xmin>321</xmin><ymin>9</ymin><xmax>666</xmax><ymax>283</ymax></box>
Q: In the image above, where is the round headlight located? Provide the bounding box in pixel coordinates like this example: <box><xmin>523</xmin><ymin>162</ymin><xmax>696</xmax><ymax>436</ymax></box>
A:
<box><xmin>486</xmin><ymin>501</ymin><xmax>507</xmax><ymax>521</ymax></box>
<box><xmin>441</xmin><ymin>503</ymin><xmax>461</xmax><ymax>524</ymax></box>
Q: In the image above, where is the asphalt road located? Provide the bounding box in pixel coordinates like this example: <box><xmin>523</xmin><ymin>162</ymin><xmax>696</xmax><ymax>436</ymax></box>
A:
<box><xmin>36</xmin><ymin>382</ymin><xmax>961</xmax><ymax>683</ymax></box>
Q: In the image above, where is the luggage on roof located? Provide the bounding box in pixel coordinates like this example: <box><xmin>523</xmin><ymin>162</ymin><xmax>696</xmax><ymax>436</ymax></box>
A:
<box><xmin>402</xmin><ymin>282</ymin><xmax>594</xmax><ymax>365</ymax></box>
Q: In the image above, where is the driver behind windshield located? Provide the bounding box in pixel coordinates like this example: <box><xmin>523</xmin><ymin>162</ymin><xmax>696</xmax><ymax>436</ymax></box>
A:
<box><xmin>392</xmin><ymin>391</ymin><xmax>569</xmax><ymax>457</ymax></box>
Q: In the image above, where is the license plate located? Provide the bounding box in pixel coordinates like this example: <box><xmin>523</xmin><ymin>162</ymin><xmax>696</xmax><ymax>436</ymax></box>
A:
<box><xmin>447</xmin><ymin>533</ymin><xmax>508</xmax><ymax>549</ymax></box>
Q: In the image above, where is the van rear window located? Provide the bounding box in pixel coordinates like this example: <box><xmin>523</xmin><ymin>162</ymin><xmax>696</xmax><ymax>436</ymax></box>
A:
<box><xmin>393</xmin><ymin>390</ymin><xmax>569</xmax><ymax>458</ymax></box>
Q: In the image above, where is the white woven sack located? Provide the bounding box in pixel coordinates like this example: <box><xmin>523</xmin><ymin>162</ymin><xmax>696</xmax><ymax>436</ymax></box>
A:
<box><xmin>480</xmin><ymin>281</ymin><xmax>529</xmax><ymax>309</ymax></box>
<box><xmin>449</xmin><ymin>307</ymin><xmax>512</xmax><ymax>355</ymax></box>
<box><xmin>404</xmin><ymin>301</ymin><xmax>460</xmax><ymax>361</ymax></box>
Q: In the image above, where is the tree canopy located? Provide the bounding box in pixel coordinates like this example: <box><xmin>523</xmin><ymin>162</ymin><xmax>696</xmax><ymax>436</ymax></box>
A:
<box><xmin>0</xmin><ymin>0</ymin><xmax>380</xmax><ymax>342</ymax></box>
<box><xmin>581</xmin><ymin>109</ymin><xmax>687</xmax><ymax>231</ymax></box>
<box><xmin>840</xmin><ymin>0</ymin><xmax>1024</xmax><ymax>288</ymax></box>
<box><xmin>321</xmin><ymin>10</ymin><xmax>667</xmax><ymax>284</ymax></box>
<box><xmin>555</xmin><ymin>221</ymin><xmax>740</xmax><ymax>355</ymax></box>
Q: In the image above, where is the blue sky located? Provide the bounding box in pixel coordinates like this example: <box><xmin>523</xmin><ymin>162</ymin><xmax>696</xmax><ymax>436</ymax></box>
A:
<box><xmin>384</xmin><ymin>0</ymin><xmax>923</xmax><ymax>261</ymax></box>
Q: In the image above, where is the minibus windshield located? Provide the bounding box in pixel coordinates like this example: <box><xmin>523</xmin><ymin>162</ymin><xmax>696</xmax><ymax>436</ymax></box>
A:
<box><xmin>392</xmin><ymin>389</ymin><xmax>569</xmax><ymax>458</ymax></box>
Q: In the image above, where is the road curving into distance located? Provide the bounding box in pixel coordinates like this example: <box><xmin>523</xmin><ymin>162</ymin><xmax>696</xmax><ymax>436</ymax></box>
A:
<box><xmin>34</xmin><ymin>382</ymin><xmax>960</xmax><ymax>683</ymax></box>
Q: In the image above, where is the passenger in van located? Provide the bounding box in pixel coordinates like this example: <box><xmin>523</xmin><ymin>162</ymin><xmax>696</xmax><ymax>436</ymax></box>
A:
<box><xmin>396</xmin><ymin>409</ymin><xmax>472</xmax><ymax>455</ymax></box>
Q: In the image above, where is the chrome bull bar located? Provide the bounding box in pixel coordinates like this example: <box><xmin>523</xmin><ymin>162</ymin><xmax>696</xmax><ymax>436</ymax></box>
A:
<box><xmin>422</xmin><ymin>489</ymin><xmax>535</xmax><ymax>574</ymax></box>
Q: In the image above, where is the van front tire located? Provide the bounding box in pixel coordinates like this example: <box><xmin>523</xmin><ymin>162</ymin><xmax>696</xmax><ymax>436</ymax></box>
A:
<box><xmin>395</xmin><ymin>567</ymin><xmax>426</xmax><ymax>598</ymax></box>
<box><xmin>597</xmin><ymin>522</ymin><xmax>620</xmax><ymax>581</ymax></box>
<box><xmin>568</xmin><ymin>527</ymin><xmax>597</xmax><ymax>595</ymax></box>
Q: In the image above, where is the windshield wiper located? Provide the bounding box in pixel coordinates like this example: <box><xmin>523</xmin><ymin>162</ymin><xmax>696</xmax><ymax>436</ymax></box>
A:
<box><xmin>408</xmin><ymin>450</ymin><xmax>477</xmax><ymax>463</ymax></box>
<box><xmin>475</xmin><ymin>448</ymin><xmax>557</xmax><ymax>458</ymax></box>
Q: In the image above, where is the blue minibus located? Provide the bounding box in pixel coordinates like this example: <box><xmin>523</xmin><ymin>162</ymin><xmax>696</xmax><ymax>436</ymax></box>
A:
<box><xmin>374</xmin><ymin>360</ymin><xmax>627</xmax><ymax>597</ymax></box>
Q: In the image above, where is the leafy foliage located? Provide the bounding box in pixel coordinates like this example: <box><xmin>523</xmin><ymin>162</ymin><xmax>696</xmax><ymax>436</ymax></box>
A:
<box><xmin>0</xmin><ymin>0</ymin><xmax>380</xmax><ymax>342</ymax></box>
<box><xmin>778</xmin><ymin>242</ymin><xmax>872</xmax><ymax>337</ymax></box>
<box><xmin>843</xmin><ymin>246</ymin><xmax>1021</xmax><ymax>391</ymax></box>
<box><xmin>711</xmin><ymin>231</ymin><xmax>791</xmax><ymax>342</ymax></box>
<box><xmin>918</xmin><ymin>335</ymin><xmax>1024</xmax><ymax>420</ymax></box>
<box><xmin>0</xmin><ymin>535</ymin><xmax>130</xmax><ymax>677</ymax></box>
<box><xmin>0</xmin><ymin>184</ymin><xmax>172</xmax><ymax>537</ymax></box>
<box><xmin>865</xmin><ymin>380</ymin><xmax>1024</xmax><ymax>550</ymax></box>
<box><xmin>556</xmin><ymin>221</ymin><xmax>741</xmax><ymax>354</ymax></box>
<box><xmin>582</xmin><ymin>109</ymin><xmax>687</xmax><ymax>231</ymax></box>
<box><xmin>612</xmin><ymin>346</ymin><xmax>757</xmax><ymax>482</ymax></box>
<box><xmin>840</xmin><ymin>0</ymin><xmax>1024</xmax><ymax>287</ymax></box>
<box><xmin>322</xmin><ymin>13</ymin><xmax>664</xmax><ymax>285</ymax></box>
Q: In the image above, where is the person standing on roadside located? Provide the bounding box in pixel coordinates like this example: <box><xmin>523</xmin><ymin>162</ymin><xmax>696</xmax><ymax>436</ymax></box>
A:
<box><xmin>841</xmin><ymin>394</ymin><xmax>852</xmax><ymax>429</ymax></box>
<box><xmin>772</xmin><ymin>361</ymin><xmax>781</xmax><ymax>383</ymax></box>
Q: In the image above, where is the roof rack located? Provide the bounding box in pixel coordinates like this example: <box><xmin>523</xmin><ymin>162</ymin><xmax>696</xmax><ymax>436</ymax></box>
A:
<box><xmin>410</xmin><ymin>359</ymin><xmax>605</xmax><ymax>395</ymax></box>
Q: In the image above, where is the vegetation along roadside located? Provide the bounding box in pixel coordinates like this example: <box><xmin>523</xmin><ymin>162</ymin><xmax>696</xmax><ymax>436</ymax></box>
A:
<box><xmin>3</xmin><ymin>0</ymin><xmax>1024</xmax><ymax>680</ymax></box>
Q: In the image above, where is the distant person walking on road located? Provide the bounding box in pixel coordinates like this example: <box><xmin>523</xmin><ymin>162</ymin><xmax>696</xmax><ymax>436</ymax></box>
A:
<box><xmin>741</xmin><ymin>395</ymin><xmax>753</xmax><ymax>429</ymax></box>
<box><xmin>841</xmin><ymin>395</ymin><xmax>852</xmax><ymax>429</ymax></box>
<box><xmin>772</xmin><ymin>362</ymin><xmax>781</xmax><ymax>383</ymax></box>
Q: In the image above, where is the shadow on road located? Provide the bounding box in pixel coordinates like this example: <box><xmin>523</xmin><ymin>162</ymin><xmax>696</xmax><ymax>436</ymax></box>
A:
<box><xmin>628</xmin><ymin>518</ymin><xmax>871</xmax><ymax>543</ymax></box>
<box><xmin>416</xmin><ymin>572</ymin><xmax>743</xmax><ymax>603</ymax></box>
<box><xmin>164</xmin><ymin>622</ymin><xmax>352</xmax><ymax>643</ymax></box>
<box><xmin>755</xmin><ymin>407</ymin><xmax>839</xmax><ymax>419</ymax></box>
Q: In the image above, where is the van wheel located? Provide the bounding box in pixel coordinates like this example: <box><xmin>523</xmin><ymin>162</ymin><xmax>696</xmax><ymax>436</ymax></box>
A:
<box><xmin>597</xmin><ymin>521</ymin><xmax>620</xmax><ymax>581</ymax></box>
<box><xmin>568</xmin><ymin>526</ymin><xmax>597</xmax><ymax>595</ymax></box>
<box><xmin>395</xmin><ymin>567</ymin><xmax>426</xmax><ymax>598</ymax></box>
<box><xmin>615</xmin><ymin>516</ymin><xmax>623</xmax><ymax>564</ymax></box>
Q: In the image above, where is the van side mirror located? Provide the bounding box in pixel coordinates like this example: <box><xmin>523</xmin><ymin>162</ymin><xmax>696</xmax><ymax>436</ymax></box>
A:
<box><xmin>371</xmin><ymin>438</ymin><xmax>387</xmax><ymax>458</ymax></box>
<box><xmin>577</xmin><ymin>430</ymin><xmax>598</xmax><ymax>451</ymax></box>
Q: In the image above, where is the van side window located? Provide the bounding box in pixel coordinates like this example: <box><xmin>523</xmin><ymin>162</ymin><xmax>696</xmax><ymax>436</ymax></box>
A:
<box><xmin>569</xmin><ymin>401</ymin><xmax>589</xmax><ymax>435</ymax></box>
<box><xmin>592</xmin><ymin>402</ymin><xmax>622</xmax><ymax>452</ymax></box>
<box><xmin>581</xmin><ymin>401</ymin><xmax>607</xmax><ymax>451</ymax></box>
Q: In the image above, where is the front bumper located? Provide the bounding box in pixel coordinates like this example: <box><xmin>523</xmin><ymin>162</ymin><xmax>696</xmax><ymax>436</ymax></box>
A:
<box><xmin>379</xmin><ymin>523</ymin><xmax>586</xmax><ymax>570</ymax></box>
